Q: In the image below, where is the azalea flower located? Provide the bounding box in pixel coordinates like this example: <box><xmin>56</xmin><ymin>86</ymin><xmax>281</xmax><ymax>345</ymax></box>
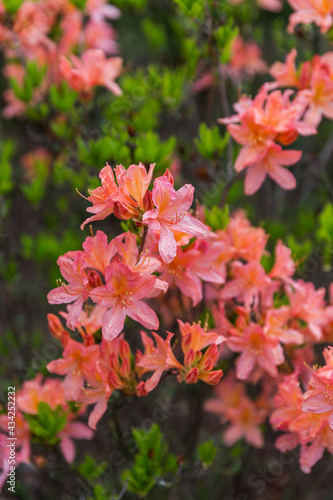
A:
<box><xmin>47</xmin><ymin>252</ymin><xmax>98</xmax><ymax>330</ymax></box>
<box><xmin>59</xmin><ymin>49</ymin><xmax>122</xmax><ymax>97</ymax></box>
<box><xmin>80</xmin><ymin>164</ymin><xmax>118</xmax><ymax>229</ymax></box>
<box><xmin>82</xmin><ymin>230</ymin><xmax>116</xmax><ymax>274</ymax></box>
<box><xmin>136</xmin><ymin>331</ymin><xmax>181</xmax><ymax>392</ymax></box>
<box><xmin>220</xmin><ymin>260</ymin><xmax>271</xmax><ymax>309</ymax></box>
<box><xmin>58</xmin><ymin>419</ymin><xmax>94</xmax><ymax>463</ymax></box>
<box><xmin>299</xmin><ymin>56</ymin><xmax>333</xmax><ymax>127</ymax></box>
<box><xmin>288</xmin><ymin>0</ymin><xmax>333</xmax><ymax>34</ymax></box>
<box><xmin>78</xmin><ymin>362</ymin><xmax>113</xmax><ymax>429</ymax></box>
<box><xmin>142</xmin><ymin>175</ymin><xmax>209</xmax><ymax>263</ymax></box>
<box><xmin>205</xmin><ymin>372</ymin><xmax>267</xmax><ymax>448</ymax></box>
<box><xmin>302</xmin><ymin>347</ymin><xmax>333</xmax><ymax>429</ymax></box>
<box><xmin>89</xmin><ymin>257</ymin><xmax>159</xmax><ymax>340</ymax></box>
<box><xmin>47</xmin><ymin>338</ymin><xmax>100</xmax><ymax>401</ymax></box>
<box><xmin>243</xmin><ymin>143</ymin><xmax>301</xmax><ymax>195</ymax></box>
<box><xmin>17</xmin><ymin>375</ymin><xmax>67</xmax><ymax>414</ymax></box>
<box><xmin>287</xmin><ymin>280</ymin><xmax>328</xmax><ymax>340</ymax></box>
<box><xmin>227</xmin><ymin>323</ymin><xmax>285</xmax><ymax>379</ymax></box>
<box><xmin>269</xmin><ymin>239</ymin><xmax>295</xmax><ymax>282</ymax></box>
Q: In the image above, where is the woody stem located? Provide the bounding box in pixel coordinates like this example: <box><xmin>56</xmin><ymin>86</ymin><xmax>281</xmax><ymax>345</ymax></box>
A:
<box><xmin>138</xmin><ymin>225</ymin><xmax>148</xmax><ymax>256</ymax></box>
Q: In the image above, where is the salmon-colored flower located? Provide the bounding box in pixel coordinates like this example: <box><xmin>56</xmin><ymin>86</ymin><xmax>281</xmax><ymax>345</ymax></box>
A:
<box><xmin>299</xmin><ymin>56</ymin><xmax>333</xmax><ymax>127</ymax></box>
<box><xmin>59</xmin><ymin>49</ymin><xmax>122</xmax><ymax>97</ymax></box>
<box><xmin>47</xmin><ymin>338</ymin><xmax>100</xmax><ymax>401</ymax></box>
<box><xmin>89</xmin><ymin>257</ymin><xmax>159</xmax><ymax>340</ymax></box>
<box><xmin>243</xmin><ymin>143</ymin><xmax>301</xmax><ymax>195</ymax></box>
<box><xmin>302</xmin><ymin>347</ymin><xmax>333</xmax><ymax>429</ymax></box>
<box><xmin>136</xmin><ymin>331</ymin><xmax>181</xmax><ymax>392</ymax></box>
<box><xmin>58</xmin><ymin>419</ymin><xmax>94</xmax><ymax>463</ymax></box>
<box><xmin>287</xmin><ymin>280</ymin><xmax>327</xmax><ymax>341</ymax></box>
<box><xmin>78</xmin><ymin>362</ymin><xmax>113</xmax><ymax>429</ymax></box>
<box><xmin>81</xmin><ymin>164</ymin><xmax>118</xmax><ymax>229</ymax></box>
<box><xmin>227</xmin><ymin>323</ymin><xmax>284</xmax><ymax>379</ymax></box>
<box><xmin>269</xmin><ymin>239</ymin><xmax>295</xmax><ymax>282</ymax></box>
<box><xmin>17</xmin><ymin>375</ymin><xmax>67</xmax><ymax>414</ymax></box>
<box><xmin>142</xmin><ymin>176</ymin><xmax>210</xmax><ymax>263</ymax></box>
<box><xmin>288</xmin><ymin>0</ymin><xmax>333</xmax><ymax>34</ymax></box>
<box><xmin>220</xmin><ymin>260</ymin><xmax>271</xmax><ymax>309</ymax></box>
<box><xmin>205</xmin><ymin>372</ymin><xmax>267</xmax><ymax>447</ymax></box>
<box><xmin>47</xmin><ymin>252</ymin><xmax>97</xmax><ymax>330</ymax></box>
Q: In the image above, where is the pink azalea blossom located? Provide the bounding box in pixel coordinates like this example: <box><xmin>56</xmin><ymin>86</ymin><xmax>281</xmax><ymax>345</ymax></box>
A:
<box><xmin>78</xmin><ymin>362</ymin><xmax>113</xmax><ymax>429</ymax></box>
<box><xmin>287</xmin><ymin>280</ymin><xmax>327</xmax><ymax>340</ymax></box>
<box><xmin>47</xmin><ymin>252</ymin><xmax>97</xmax><ymax>330</ymax></box>
<box><xmin>243</xmin><ymin>143</ymin><xmax>301</xmax><ymax>195</ymax></box>
<box><xmin>80</xmin><ymin>164</ymin><xmax>118</xmax><ymax>229</ymax></box>
<box><xmin>136</xmin><ymin>331</ymin><xmax>181</xmax><ymax>392</ymax></box>
<box><xmin>47</xmin><ymin>338</ymin><xmax>100</xmax><ymax>401</ymax></box>
<box><xmin>59</xmin><ymin>49</ymin><xmax>122</xmax><ymax>97</ymax></box>
<box><xmin>227</xmin><ymin>323</ymin><xmax>285</xmax><ymax>379</ymax></box>
<box><xmin>59</xmin><ymin>420</ymin><xmax>94</xmax><ymax>463</ymax></box>
<box><xmin>269</xmin><ymin>239</ymin><xmax>295</xmax><ymax>282</ymax></box>
<box><xmin>302</xmin><ymin>347</ymin><xmax>333</xmax><ymax>429</ymax></box>
<box><xmin>288</xmin><ymin>0</ymin><xmax>333</xmax><ymax>34</ymax></box>
<box><xmin>142</xmin><ymin>176</ymin><xmax>209</xmax><ymax>263</ymax></box>
<box><xmin>205</xmin><ymin>372</ymin><xmax>267</xmax><ymax>447</ymax></box>
<box><xmin>220</xmin><ymin>260</ymin><xmax>271</xmax><ymax>309</ymax></box>
<box><xmin>89</xmin><ymin>257</ymin><xmax>159</xmax><ymax>340</ymax></box>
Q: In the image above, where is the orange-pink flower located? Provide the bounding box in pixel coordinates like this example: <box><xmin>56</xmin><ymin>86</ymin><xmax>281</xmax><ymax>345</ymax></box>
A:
<box><xmin>142</xmin><ymin>175</ymin><xmax>209</xmax><ymax>263</ymax></box>
<box><xmin>136</xmin><ymin>331</ymin><xmax>181</xmax><ymax>392</ymax></box>
<box><xmin>288</xmin><ymin>0</ymin><xmax>333</xmax><ymax>34</ymax></box>
<box><xmin>227</xmin><ymin>323</ymin><xmax>284</xmax><ymax>379</ymax></box>
<box><xmin>59</xmin><ymin>49</ymin><xmax>122</xmax><ymax>97</ymax></box>
<box><xmin>47</xmin><ymin>338</ymin><xmax>100</xmax><ymax>401</ymax></box>
<box><xmin>89</xmin><ymin>257</ymin><xmax>159</xmax><ymax>340</ymax></box>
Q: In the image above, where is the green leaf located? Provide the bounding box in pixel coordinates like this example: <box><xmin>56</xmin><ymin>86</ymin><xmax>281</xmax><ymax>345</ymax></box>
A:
<box><xmin>204</xmin><ymin>205</ymin><xmax>229</xmax><ymax>231</ymax></box>
<box><xmin>123</xmin><ymin>424</ymin><xmax>178</xmax><ymax>497</ymax></box>
<box><xmin>0</xmin><ymin>140</ymin><xmax>14</xmax><ymax>194</ymax></box>
<box><xmin>198</xmin><ymin>440</ymin><xmax>217</xmax><ymax>467</ymax></box>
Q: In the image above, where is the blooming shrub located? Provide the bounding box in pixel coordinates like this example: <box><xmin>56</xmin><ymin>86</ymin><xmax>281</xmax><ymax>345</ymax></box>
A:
<box><xmin>2</xmin><ymin>0</ymin><xmax>333</xmax><ymax>498</ymax></box>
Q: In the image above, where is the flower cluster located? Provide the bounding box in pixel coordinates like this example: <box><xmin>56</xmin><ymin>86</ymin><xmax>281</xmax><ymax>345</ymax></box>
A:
<box><xmin>219</xmin><ymin>86</ymin><xmax>317</xmax><ymax>194</ymax></box>
<box><xmin>287</xmin><ymin>0</ymin><xmax>333</xmax><ymax>34</ymax></box>
<box><xmin>270</xmin><ymin>348</ymin><xmax>333</xmax><ymax>473</ymax></box>
<box><xmin>26</xmin><ymin>162</ymin><xmax>333</xmax><ymax>474</ymax></box>
<box><xmin>0</xmin><ymin>374</ymin><xmax>93</xmax><ymax>490</ymax></box>
<box><xmin>45</xmin><ymin>312</ymin><xmax>224</xmax><ymax>430</ymax></box>
<box><xmin>270</xmin><ymin>49</ymin><xmax>333</xmax><ymax>127</ymax></box>
<box><xmin>0</xmin><ymin>0</ymin><xmax>122</xmax><ymax>117</ymax></box>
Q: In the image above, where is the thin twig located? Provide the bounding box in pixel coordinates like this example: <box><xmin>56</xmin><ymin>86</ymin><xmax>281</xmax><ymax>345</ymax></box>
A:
<box><xmin>138</xmin><ymin>225</ymin><xmax>148</xmax><ymax>257</ymax></box>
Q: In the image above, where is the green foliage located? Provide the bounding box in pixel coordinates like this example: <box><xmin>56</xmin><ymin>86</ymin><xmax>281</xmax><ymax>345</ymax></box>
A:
<box><xmin>134</xmin><ymin>131</ymin><xmax>176</xmax><ymax>172</ymax></box>
<box><xmin>160</xmin><ymin>66</ymin><xmax>187</xmax><ymax>109</ymax></box>
<box><xmin>3</xmin><ymin>0</ymin><xmax>23</xmax><ymax>13</ymax></box>
<box><xmin>89</xmin><ymin>484</ymin><xmax>109</xmax><ymax>500</ymax></box>
<box><xmin>214</xmin><ymin>21</ymin><xmax>239</xmax><ymax>63</ymax></box>
<box><xmin>194</xmin><ymin>123</ymin><xmax>229</xmax><ymax>160</ymax></box>
<box><xmin>173</xmin><ymin>0</ymin><xmax>205</xmax><ymax>19</ymax></box>
<box><xmin>315</xmin><ymin>203</ymin><xmax>333</xmax><ymax>269</ymax></box>
<box><xmin>198</xmin><ymin>440</ymin><xmax>217</xmax><ymax>467</ymax></box>
<box><xmin>142</xmin><ymin>18</ymin><xmax>168</xmax><ymax>50</ymax></box>
<box><xmin>25</xmin><ymin>402</ymin><xmax>67</xmax><ymax>444</ymax></box>
<box><xmin>50</xmin><ymin>82</ymin><xmax>78</xmax><ymax>113</ymax></box>
<box><xmin>10</xmin><ymin>61</ymin><xmax>47</xmax><ymax>103</ymax></box>
<box><xmin>0</xmin><ymin>139</ymin><xmax>14</xmax><ymax>194</ymax></box>
<box><xmin>204</xmin><ymin>205</ymin><xmax>229</xmax><ymax>230</ymax></box>
<box><xmin>69</xmin><ymin>0</ymin><xmax>87</xmax><ymax>9</ymax></box>
<box><xmin>78</xmin><ymin>455</ymin><xmax>108</xmax><ymax>482</ymax></box>
<box><xmin>77</xmin><ymin>134</ymin><xmax>131</xmax><ymax>167</ymax></box>
<box><xmin>122</xmin><ymin>424</ymin><xmax>178</xmax><ymax>497</ymax></box>
<box><xmin>286</xmin><ymin>235</ymin><xmax>313</xmax><ymax>267</ymax></box>
<box><xmin>317</xmin><ymin>203</ymin><xmax>333</xmax><ymax>242</ymax></box>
